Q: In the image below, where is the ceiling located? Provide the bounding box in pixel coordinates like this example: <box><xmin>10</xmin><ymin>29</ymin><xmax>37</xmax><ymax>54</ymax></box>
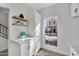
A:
<box><xmin>26</xmin><ymin>3</ymin><xmax>55</xmax><ymax>10</ymax></box>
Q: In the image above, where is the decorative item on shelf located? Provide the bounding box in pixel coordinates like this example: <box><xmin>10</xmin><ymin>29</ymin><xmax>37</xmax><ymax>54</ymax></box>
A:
<box><xmin>12</xmin><ymin>14</ymin><xmax>28</xmax><ymax>26</ymax></box>
<box><xmin>19</xmin><ymin>14</ymin><xmax>24</xmax><ymax>18</ymax></box>
<box><xmin>19</xmin><ymin>32</ymin><xmax>27</xmax><ymax>39</ymax></box>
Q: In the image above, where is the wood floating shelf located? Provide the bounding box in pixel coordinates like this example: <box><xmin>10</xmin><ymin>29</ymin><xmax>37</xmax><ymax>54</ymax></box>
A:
<box><xmin>12</xmin><ymin>16</ymin><xmax>29</xmax><ymax>26</ymax></box>
<box><xmin>12</xmin><ymin>23</ymin><xmax>28</xmax><ymax>26</ymax></box>
<box><xmin>12</xmin><ymin>16</ymin><xmax>28</xmax><ymax>22</ymax></box>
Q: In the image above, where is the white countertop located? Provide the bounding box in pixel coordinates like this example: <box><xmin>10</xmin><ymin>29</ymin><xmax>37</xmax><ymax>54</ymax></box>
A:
<box><xmin>10</xmin><ymin>37</ymin><xmax>33</xmax><ymax>44</ymax></box>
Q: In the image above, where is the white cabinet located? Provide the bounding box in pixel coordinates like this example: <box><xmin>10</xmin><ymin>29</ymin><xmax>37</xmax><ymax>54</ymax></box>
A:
<box><xmin>35</xmin><ymin>37</ymin><xmax>41</xmax><ymax>55</ymax></box>
<box><xmin>30</xmin><ymin>37</ymin><xmax>36</xmax><ymax>56</ymax></box>
<box><xmin>9</xmin><ymin>37</ymin><xmax>41</xmax><ymax>56</ymax></box>
<box><xmin>9</xmin><ymin>38</ymin><xmax>33</xmax><ymax>56</ymax></box>
<box><xmin>21</xmin><ymin>40</ymin><xmax>30</xmax><ymax>56</ymax></box>
<box><xmin>9</xmin><ymin>40</ymin><xmax>20</xmax><ymax>56</ymax></box>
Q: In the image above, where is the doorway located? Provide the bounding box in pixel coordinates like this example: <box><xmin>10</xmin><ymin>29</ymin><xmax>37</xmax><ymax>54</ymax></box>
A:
<box><xmin>0</xmin><ymin>6</ymin><xmax>9</xmax><ymax>56</ymax></box>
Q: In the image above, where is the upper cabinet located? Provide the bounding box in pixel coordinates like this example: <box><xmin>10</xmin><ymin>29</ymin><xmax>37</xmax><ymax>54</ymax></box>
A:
<box><xmin>71</xmin><ymin>3</ymin><xmax>79</xmax><ymax>18</ymax></box>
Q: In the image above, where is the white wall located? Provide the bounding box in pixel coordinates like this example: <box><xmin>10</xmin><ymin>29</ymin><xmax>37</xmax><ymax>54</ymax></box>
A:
<box><xmin>0</xmin><ymin>6</ymin><xmax>9</xmax><ymax>51</ymax></box>
<box><xmin>2</xmin><ymin>3</ymin><xmax>36</xmax><ymax>55</ymax></box>
<box><xmin>0</xmin><ymin>36</ymin><xmax>8</xmax><ymax>51</ymax></box>
<box><xmin>38</xmin><ymin>3</ymin><xmax>79</xmax><ymax>55</ymax></box>
<box><xmin>0</xmin><ymin>3</ymin><xmax>42</xmax><ymax>56</ymax></box>
<box><xmin>5</xmin><ymin>3</ymin><xmax>36</xmax><ymax>39</ymax></box>
<box><xmin>0</xmin><ymin>11</ymin><xmax>8</xmax><ymax>27</ymax></box>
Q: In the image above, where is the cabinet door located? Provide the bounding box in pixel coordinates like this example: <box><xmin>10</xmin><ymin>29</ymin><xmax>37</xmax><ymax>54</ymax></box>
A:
<box><xmin>34</xmin><ymin>11</ymin><xmax>41</xmax><ymax>55</ymax></box>
<box><xmin>21</xmin><ymin>40</ymin><xmax>30</xmax><ymax>56</ymax></box>
<box><xmin>30</xmin><ymin>38</ymin><xmax>36</xmax><ymax>56</ymax></box>
<box><xmin>9</xmin><ymin>41</ymin><xmax>20</xmax><ymax>56</ymax></box>
<box><xmin>35</xmin><ymin>37</ymin><xmax>41</xmax><ymax>54</ymax></box>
